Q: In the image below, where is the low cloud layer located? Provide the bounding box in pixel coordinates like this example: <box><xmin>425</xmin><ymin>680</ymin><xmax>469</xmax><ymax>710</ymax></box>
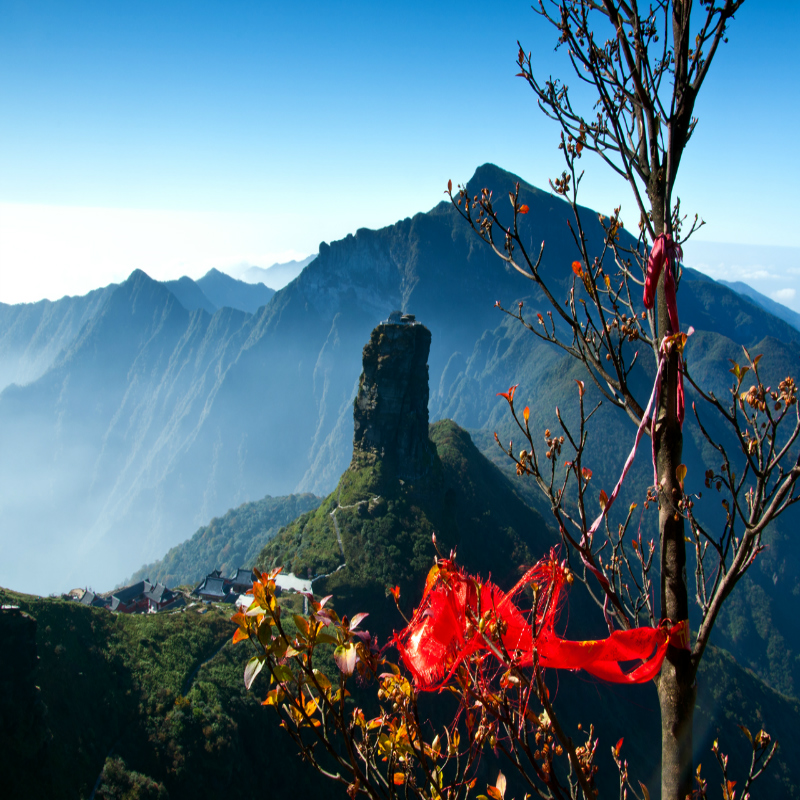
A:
<box><xmin>685</xmin><ymin>241</ymin><xmax>800</xmax><ymax>313</ymax></box>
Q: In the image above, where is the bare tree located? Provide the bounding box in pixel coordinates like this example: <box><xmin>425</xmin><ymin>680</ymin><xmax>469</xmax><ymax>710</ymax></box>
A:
<box><xmin>444</xmin><ymin>2</ymin><xmax>796</xmax><ymax>798</ymax></box>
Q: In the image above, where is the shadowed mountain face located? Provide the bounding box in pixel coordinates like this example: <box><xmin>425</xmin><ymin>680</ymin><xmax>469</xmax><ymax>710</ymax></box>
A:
<box><xmin>3</xmin><ymin>158</ymin><xmax>800</xmax><ymax>684</ymax></box>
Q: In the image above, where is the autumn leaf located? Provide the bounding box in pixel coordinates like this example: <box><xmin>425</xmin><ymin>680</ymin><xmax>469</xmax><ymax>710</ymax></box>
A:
<box><xmin>575</xmin><ymin>379</ymin><xmax>585</xmax><ymax>397</ymax></box>
<box><xmin>496</xmin><ymin>384</ymin><xmax>519</xmax><ymax>404</ymax></box>
<box><xmin>389</xmin><ymin>585</ymin><xmax>401</xmax><ymax>602</ymax></box>
<box><xmin>232</xmin><ymin>627</ymin><xmax>249</xmax><ymax>645</ymax></box>
<box><xmin>582</xmin><ymin>467</ymin><xmax>592</xmax><ymax>481</ymax></box>
<box><xmin>676</xmin><ymin>464</ymin><xmax>687</xmax><ymax>488</ymax></box>
<box><xmin>518</xmin><ymin>204</ymin><xmax>529</xmax><ymax>214</ymax></box>
<box><xmin>447</xmin><ymin>179</ymin><xmax>452</xmax><ymax>194</ymax></box>
<box><xmin>599</xmin><ymin>489</ymin><xmax>609</xmax><ymax>510</ymax></box>
<box><xmin>393</xmin><ymin>773</ymin><xmax>406</xmax><ymax>786</ymax></box>
<box><xmin>523</xmin><ymin>406</ymin><xmax>530</xmax><ymax>423</ymax></box>
<box><xmin>572</xmin><ymin>260</ymin><xmax>583</xmax><ymax>276</ymax></box>
<box><xmin>334</xmin><ymin>643</ymin><xmax>358</xmax><ymax>676</ymax></box>
<box><xmin>614</xmin><ymin>737</ymin><xmax>623</xmax><ymax>757</ymax></box>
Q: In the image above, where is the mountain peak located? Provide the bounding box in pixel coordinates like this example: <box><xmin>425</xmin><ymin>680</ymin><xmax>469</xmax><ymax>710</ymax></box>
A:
<box><xmin>464</xmin><ymin>163</ymin><xmax>549</xmax><ymax>205</ymax></box>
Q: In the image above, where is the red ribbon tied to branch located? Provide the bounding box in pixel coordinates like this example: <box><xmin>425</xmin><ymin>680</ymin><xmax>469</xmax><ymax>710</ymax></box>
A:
<box><xmin>643</xmin><ymin>233</ymin><xmax>686</xmax><ymax>425</ymax></box>
<box><xmin>394</xmin><ymin>552</ymin><xmax>689</xmax><ymax>692</ymax></box>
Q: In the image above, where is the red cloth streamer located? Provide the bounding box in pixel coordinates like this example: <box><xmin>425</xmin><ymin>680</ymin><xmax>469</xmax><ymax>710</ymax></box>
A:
<box><xmin>395</xmin><ymin>553</ymin><xmax>688</xmax><ymax>692</ymax></box>
<box><xmin>643</xmin><ymin>233</ymin><xmax>685</xmax><ymax>425</ymax></box>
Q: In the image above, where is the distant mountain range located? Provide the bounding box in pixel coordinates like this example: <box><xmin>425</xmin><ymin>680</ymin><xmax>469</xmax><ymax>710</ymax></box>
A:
<box><xmin>235</xmin><ymin>254</ymin><xmax>317</xmax><ymax>290</ymax></box>
<box><xmin>719</xmin><ymin>279</ymin><xmax>800</xmax><ymax>331</ymax></box>
<box><xmin>0</xmin><ymin>268</ymin><xmax>275</xmax><ymax>393</ymax></box>
<box><xmin>2</xmin><ymin>164</ymin><xmax>799</xmax><ymax>706</ymax></box>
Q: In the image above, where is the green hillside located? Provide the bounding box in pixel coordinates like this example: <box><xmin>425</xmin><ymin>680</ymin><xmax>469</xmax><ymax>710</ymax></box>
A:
<box><xmin>0</xmin><ymin>587</ymin><xmax>332</xmax><ymax>800</ymax></box>
<box><xmin>127</xmin><ymin>493</ymin><xmax>321</xmax><ymax>588</ymax></box>
<box><xmin>258</xmin><ymin>419</ymin><xmax>554</xmax><ymax>615</ymax></box>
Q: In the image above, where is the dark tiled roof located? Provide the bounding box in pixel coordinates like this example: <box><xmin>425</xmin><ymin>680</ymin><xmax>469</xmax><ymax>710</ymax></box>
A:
<box><xmin>79</xmin><ymin>591</ymin><xmax>108</xmax><ymax>608</ymax></box>
<box><xmin>194</xmin><ymin>576</ymin><xmax>228</xmax><ymax>599</ymax></box>
<box><xmin>144</xmin><ymin>583</ymin><xmax>172</xmax><ymax>604</ymax></box>
<box><xmin>158</xmin><ymin>595</ymin><xmax>186</xmax><ymax>612</ymax></box>
<box><xmin>230</xmin><ymin>568</ymin><xmax>254</xmax><ymax>587</ymax></box>
<box><xmin>113</xmin><ymin>580</ymin><xmax>152</xmax><ymax>604</ymax></box>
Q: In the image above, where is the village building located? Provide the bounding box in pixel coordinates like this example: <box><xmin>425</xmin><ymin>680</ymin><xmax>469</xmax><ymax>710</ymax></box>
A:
<box><xmin>192</xmin><ymin>574</ymin><xmax>231</xmax><ymax>602</ymax></box>
<box><xmin>79</xmin><ymin>590</ymin><xmax>109</xmax><ymax>609</ymax></box>
<box><xmin>229</xmin><ymin>568</ymin><xmax>254</xmax><ymax>594</ymax></box>
<box><xmin>110</xmin><ymin>580</ymin><xmax>153</xmax><ymax>613</ymax></box>
<box><xmin>143</xmin><ymin>582</ymin><xmax>185</xmax><ymax>612</ymax></box>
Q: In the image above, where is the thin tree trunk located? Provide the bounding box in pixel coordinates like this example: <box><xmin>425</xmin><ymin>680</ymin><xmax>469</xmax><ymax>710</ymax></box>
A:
<box><xmin>654</xmin><ymin>228</ymin><xmax>694</xmax><ymax>800</ymax></box>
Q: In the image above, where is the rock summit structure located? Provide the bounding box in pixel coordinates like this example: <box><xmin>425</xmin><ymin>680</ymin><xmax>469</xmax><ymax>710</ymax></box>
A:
<box><xmin>351</xmin><ymin>314</ymin><xmax>436</xmax><ymax>481</ymax></box>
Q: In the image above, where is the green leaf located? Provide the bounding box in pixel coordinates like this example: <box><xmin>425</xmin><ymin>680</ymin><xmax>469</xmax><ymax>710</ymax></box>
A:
<box><xmin>272</xmin><ymin>664</ymin><xmax>294</xmax><ymax>683</ymax></box>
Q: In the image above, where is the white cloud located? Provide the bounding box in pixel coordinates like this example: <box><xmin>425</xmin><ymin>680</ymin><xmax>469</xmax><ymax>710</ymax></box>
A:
<box><xmin>771</xmin><ymin>288</ymin><xmax>796</xmax><ymax>304</ymax></box>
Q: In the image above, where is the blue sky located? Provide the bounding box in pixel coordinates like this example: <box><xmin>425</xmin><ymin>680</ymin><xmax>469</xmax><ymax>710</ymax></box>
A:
<box><xmin>1</xmin><ymin>0</ymin><xmax>798</xmax><ymax>305</ymax></box>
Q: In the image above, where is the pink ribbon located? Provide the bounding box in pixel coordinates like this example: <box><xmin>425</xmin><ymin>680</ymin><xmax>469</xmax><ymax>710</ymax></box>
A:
<box><xmin>643</xmin><ymin>233</ymin><xmax>685</xmax><ymax>426</ymax></box>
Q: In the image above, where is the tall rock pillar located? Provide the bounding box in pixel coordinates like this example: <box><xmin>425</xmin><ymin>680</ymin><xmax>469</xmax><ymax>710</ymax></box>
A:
<box><xmin>351</xmin><ymin>314</ymin><xmax>436</xmax><ymax>481</ymax></box>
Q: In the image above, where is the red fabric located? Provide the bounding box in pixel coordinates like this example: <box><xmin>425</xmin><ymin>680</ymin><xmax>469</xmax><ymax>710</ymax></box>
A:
<box><xmin>395</xmin><ymin>554</ymin><xmax>688</xmax><ymax>691</ymax></box>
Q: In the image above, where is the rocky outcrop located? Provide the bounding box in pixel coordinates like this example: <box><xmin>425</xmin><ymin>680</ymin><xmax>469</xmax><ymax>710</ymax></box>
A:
<box><xmin>351</xmin><ymin>316</ymin><xmax>436</xmax><ymax>481</ymax></box>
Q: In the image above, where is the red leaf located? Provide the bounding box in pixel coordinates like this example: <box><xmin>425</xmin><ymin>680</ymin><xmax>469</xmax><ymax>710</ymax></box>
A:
<box><xmin>572</xmin><ymin>261</ymin><xmax>583</xmax><ymax>276</ymax></box>
<box><xmin>599</xmin><ymin>489</ymin><xmax>609</xmax><ymax>510</ymax></box>
<box><xmin>615</xmin><ymin>737</ymin><xmax>623</xmax><ymax>756</ymax></box>
<box><xmin>518</xmin><ymin>204</ymin><xmax>529</xmax><ymax>214</ymax></box>
<box><xmin>582</xmin><ymin>467</ymin><xmax>592</xmax><ymax>481</ymax></box>
<box><xmin>496</xmin><ymin>384</ymin><xmax>519</xmax><ymax>404</ymax></box>
<box><xmin>389</xmin><ymin>585</ymin><xmax>401</xmax><ymax>602</ymax></box>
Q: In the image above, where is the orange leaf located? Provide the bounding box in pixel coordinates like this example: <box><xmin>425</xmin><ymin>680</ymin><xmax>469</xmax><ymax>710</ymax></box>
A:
<box><xmin>599</xmin><ymin>489</ymin><xmax>609</xmax><ymax>510</ymax></box>
<box><xmin>496</xmin><ymin>384</ymin><xmax>519</xmax><ymax>404</ymax></box>
<box><xmin>447</xmin><ymin>179</ymin><xmax>452</xmax><ymax>194</ymax></box>
<box><xmin>615</xmin><ymin>737</ymin><xmax>624</xmax><ymax>756</ymax></box>
<box><xmin>676</xmin><ymin>464</ymin><xmax>687</xmax><ymax>487</ymax></box>
<box><xmin>575</xmin><ymin>379</ymin><xmax>585</xmax><ymax>397</ymax></box>
<box><xmin>518</xmin><ymin>204</ymin><xmax>529</xmax><ymax>214</ymax></box>
<box><xmin>232</xmin><ymin>627</ymin><xmax>249</xmax><ymax>644</ymax></box>
<box><xmin>393</xmin><ymin>773</ymin><xmax>406</xmax><ymax>786</ymax></box>
<box><xmin>389</xmin><ymin>585</ymin><xmax>401</xmax><ymax>602</ymax></box>
<box><xmin>572</xmin><ymin>261</ymin><xmax>583</xmax><ymax>276</ymax></box>
<box><xmin>523</xmin><ymin>406</ymin><xmax>530</xmax><ymax>423</ymax></box>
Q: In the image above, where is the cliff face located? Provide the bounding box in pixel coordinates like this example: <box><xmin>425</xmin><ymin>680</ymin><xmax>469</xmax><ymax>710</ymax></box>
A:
<box><xmin>351</xmin><ymin>319</ymin><xmax>436</xmax><ymax>481</ymax></box>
